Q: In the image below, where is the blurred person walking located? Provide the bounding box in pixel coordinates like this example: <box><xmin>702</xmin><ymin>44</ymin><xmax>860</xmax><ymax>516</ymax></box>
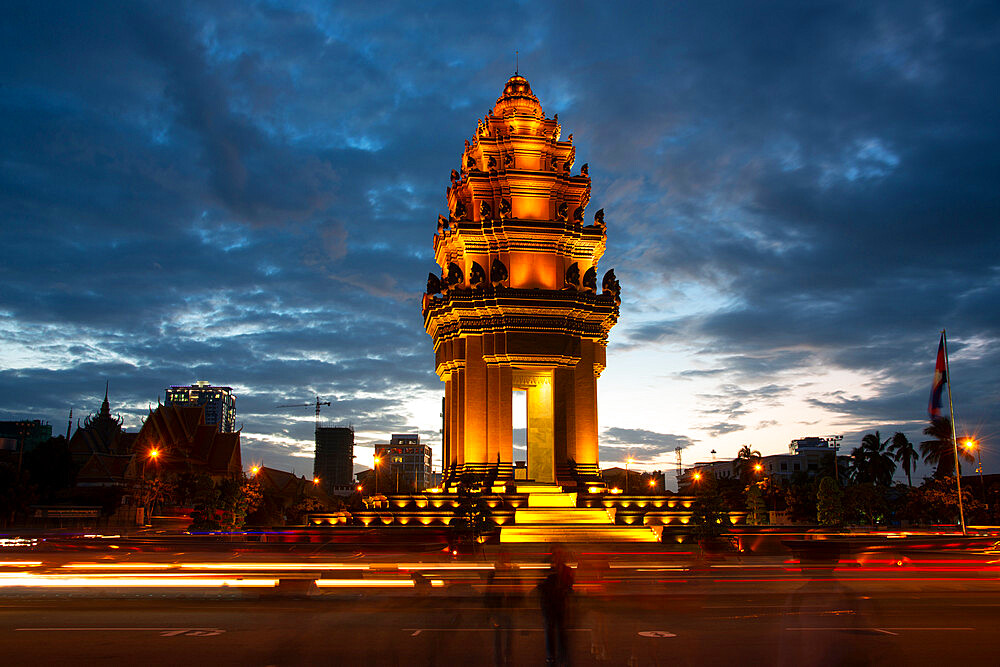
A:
<box><xmin>538</xmin><ymin>546</ymin><xmax>574</xmax><ymax>666</ymax></box>
<box><xmin>485</xmin><ymin>549</ymin><xmax>517</xmax><ymax>666</ymax></box>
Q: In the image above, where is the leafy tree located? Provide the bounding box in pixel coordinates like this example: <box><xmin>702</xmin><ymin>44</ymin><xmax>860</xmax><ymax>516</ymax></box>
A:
<box><xmin>745</xmin><ymin>482</ymin><xmax>768</xmax><ymax>525</ymax></box>
<box><xmin>816</xmin><ymin>476</ymin><xmax>843</xmax><ymax>526</ymax></box>
<box><xmin>844</xmin><ymin>483</ymin><xmax>888</xmax><ymax>526</ymax></box>
<box><xmin>174</xmin><ymin>472</ymin><xmax>216</xmax><ymax>507</ymax></box>
<box><xmin>690</xmin><ymin>473</ymin><xmax>731</xmax><ymax>540</ymax></box>
<box><xmin>921</xmin><ymin>417</ymin><xmax>973</xmax><ymax>479</ymax></box>
<box><xmin>784</xmin><ymin>474</ymin><xmax>818</xmax><ymax>523</ymax></box>
<box><xmin>888</xmin><ymin>432</ymin><xmax>918</xmax><ymax>487</ymax></box>
<box><xmin>849</xmin><ymin>431</ymin><xmax>896</xmax><ymax>486</ymax></box>
<box><xmin>451</xmin><ymin>476</ymin><xmax>492</xmax><ymax>551</ymax></box>
<box><xmin>902</xmin><ymin>476</ymin><xmax>984</xmax><ymax>526</ymax></box>
<box><xmin>285</xmin><ymin>496</ymin><xmax>329</xmax><ymax>525</ymax></box>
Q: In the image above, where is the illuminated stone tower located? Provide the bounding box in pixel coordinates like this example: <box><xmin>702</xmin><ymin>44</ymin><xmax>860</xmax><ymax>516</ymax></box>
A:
<box><xmin>423</xmin><ymin>74</ymin><xmax>621</xmax><ymax>488</ymax></box>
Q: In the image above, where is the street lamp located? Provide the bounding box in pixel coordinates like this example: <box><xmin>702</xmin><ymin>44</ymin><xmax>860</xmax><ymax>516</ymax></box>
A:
<box><xmin>964</xmin><ymin>439</ymin><xmax>985</xmax><ymax>502</ymax></box>
<box><xmin>693</xmin><ymin>471</ymin><xmax>702</xmax><ymax>482</ymax></box>
<box><xmin>626</xmin><ymin>457</ymin><xmax>634</xmax><ymax>494</ymax></box>
<box><xmin>250</xmin><ymin>465</ymin><xmax>260</xmax><ymax>476</ymax></box>
<box><xmin>312</xmin><ymin>477</ymin><xmax>320</xmax><ymax>485</ymax></box>
<box><xmin>373</xmin><ymin>456</ymin><xmax>381</xmax><ymax>495</ymax></box>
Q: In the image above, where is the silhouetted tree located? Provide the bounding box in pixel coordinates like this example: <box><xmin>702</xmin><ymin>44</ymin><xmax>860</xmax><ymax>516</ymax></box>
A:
<box><xmin>921</xmin><ymin>417</ymin><xmax>973</xmax><ymax>479</ymax></box>
<box><xmin>735</xmin><ymin>445</ymin><xmax>763</xmax><ymax>484</ymax></box>
<box><xmin>888</xmin><ymin>432</ymin><xmax>917</xmax><ymax>487</ymax></box>
<box><xmin>849</xmin><ymin>431</ymin><xmax>896</xmax><ymax>486</ymax></box>
<box><xmin>816</xmin><ymin>476</ymin><xmax>843</xmax><ymax>526</ymax></box>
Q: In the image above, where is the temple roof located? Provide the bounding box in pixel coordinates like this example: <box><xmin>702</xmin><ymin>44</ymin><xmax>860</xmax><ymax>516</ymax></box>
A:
<box><xmin>494</xmin><ymin>73</ymin><xmax>541</xmax><ymax>114</ymax></box>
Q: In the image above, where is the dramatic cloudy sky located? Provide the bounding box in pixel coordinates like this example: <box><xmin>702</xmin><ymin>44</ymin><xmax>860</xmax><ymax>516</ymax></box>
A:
<box><xmin>3</xmin><ymin>1</ymin><xmax>998</xmax><ymax>488</ymax></box>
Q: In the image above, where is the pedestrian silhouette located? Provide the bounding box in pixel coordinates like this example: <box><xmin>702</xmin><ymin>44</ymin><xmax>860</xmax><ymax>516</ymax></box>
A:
<box><xmin>538</xmin><ymin>546</ymin><xmax>574</xmax><ymax>666</ymax></box>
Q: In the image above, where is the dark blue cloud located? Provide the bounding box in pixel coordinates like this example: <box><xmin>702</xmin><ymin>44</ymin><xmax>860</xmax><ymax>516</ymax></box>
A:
<box><xmin>1</xmin><ymin>1</ymin><xmax>998</xmax><ymax>475</ymax></box>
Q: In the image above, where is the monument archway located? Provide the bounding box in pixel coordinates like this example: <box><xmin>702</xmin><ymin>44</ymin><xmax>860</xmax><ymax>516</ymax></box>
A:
<box><xmin>423</xmin><ymin>74</ymin><xmax>621</xmax><ymax>489</ymax></box>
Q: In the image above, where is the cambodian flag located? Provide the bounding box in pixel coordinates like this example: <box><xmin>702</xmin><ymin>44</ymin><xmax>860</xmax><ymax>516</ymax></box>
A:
<box><xmin>928</xmin><ymin>334</ymin><xmax>947</xmax><ymax>418</ymax></box>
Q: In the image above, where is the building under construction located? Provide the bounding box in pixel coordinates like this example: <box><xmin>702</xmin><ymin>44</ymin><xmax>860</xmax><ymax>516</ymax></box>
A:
<box><xmin>314</xmin><ymin>426</ymin><xmax>354</xmax><ymax>495</ymax></box>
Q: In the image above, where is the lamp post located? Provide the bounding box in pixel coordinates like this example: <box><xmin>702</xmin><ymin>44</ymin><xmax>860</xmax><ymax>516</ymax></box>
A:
<box><xmin>964</xmin><ymin>439</ymin><xmax>984</xmax><ymax>502</ymax></box>
<box><xmin>373</xmin><ymin>456</ymin><xmax>381</xmax><ymax>495</ymax></box>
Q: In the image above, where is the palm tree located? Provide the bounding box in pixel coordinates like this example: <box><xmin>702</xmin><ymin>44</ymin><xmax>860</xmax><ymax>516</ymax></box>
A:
<box><xmin>888</xmin><ymin>432</ymin><xmax>917</xmax><ymax>487</ymax></box>
<box><xmin>849</xmin><ymin>431</ymin><xmax>897</xmax><ymax>486</ymax></box>
<box><xmin>921</xmin><ymin>417</ymin><xmax>974</xmax><ymax>479</ymax></box>
<box><xmin>736</xmin><ymin>444</ymin><xmax>763</xmax><ymax>483</ymax></box>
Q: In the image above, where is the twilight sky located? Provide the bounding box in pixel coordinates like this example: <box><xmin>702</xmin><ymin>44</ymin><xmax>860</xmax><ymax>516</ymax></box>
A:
<box><xmin>2</xmin><ymin>1</ymin><xmax>998</xmax><ymax>488</ymax></box>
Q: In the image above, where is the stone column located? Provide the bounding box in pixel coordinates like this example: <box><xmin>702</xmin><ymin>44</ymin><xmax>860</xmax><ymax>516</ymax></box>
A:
<box><xmin>525</xmin><ymin>372</ymin><xmax>555</xmax><ymax>483</ymax></box>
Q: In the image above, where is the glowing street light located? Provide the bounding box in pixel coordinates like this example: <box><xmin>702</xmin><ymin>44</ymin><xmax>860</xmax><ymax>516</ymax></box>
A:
<box><xmin>964</xmin><ymin>438</ymin><xmax>985</xmax><ymax>501</ymax></box>
<box><xmin>250</xmin><ymin>466</ymin><xmax>260</xmax><ymax>476</ymax></box>
<box><xmin>373</xmin><ymin>456</ymin><xmax>381</xmax><ymax>495</ymax></box>
<box><xmin>648</xmin><ymin>479</ymin><xmax>656</xmax><ymax>489</ymax></box>
<box><xmin>312</xmin><ymin>477</ymin><xmax>320</xmax><ymax>485</ymax></box>
<box><xmin>148</xmin><ymin>448</ymin><xmax>160</xmax><ymax>460</ymax></box>
<box><xmin>753</xmin><ymin>463</ymin><xmax>763</xmax><ymax>473</ymax></box>
<box><xmin>693</xmin><ymin>471</ymin><xmax>702</xmax><ymax>482</ymax></box>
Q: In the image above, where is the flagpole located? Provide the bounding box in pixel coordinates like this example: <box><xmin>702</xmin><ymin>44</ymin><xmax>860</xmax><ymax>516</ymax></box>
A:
<box><xmin>942</xmin><ymin>329</ymin><xmax>967</xmax><ymax>536</ymax></box>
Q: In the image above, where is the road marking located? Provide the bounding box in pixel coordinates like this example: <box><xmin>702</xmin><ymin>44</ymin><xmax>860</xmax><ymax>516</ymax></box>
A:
<box><xmin>638</xmin><ymin>630</ymin><xmax>676</xmax><ymax>638</ymax></box>
<box><xmin>404</xmin><ymin>628</ymin><xmax>591</xmax><ymax>637</ymax></box>
<box><xmin>16</xmin><ymin>627</ymin><xmax>225</xmax><ymax>637</ymax></box>
<box><xmin>786</xmin><ymin>627</ymin><xmax>974</xmax><ymax>636</ymax></box>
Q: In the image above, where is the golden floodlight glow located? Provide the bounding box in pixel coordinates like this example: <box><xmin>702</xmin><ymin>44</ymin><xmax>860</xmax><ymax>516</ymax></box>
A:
<box><xmin>964</xmin><ymin>439</ymin><xmax>976</xmax><ymax>449</ymax></box>
<box><xmin>693</xmin><ymin>472</ymin><xmax>702</xmax><ymax>481</ymax></box>
<box><xmin>148</xmin><ymin>448</ymin><xmax>160</xmax><ymax>459</ymax></box>
<box><xmin>0</xmin><ymin>561</ymin><xmax>43</xmax><ymax>567</ymax></box>
<box><xmin>0</xmin><ymin>574</ymin><xmax>277</xmax><ymax>588</ymax></box>
<box><xmin>250</xmin><ymin>466</ymin><xmax>260</xmax><ymax>476</ymax></box>
<box><xmin>313</xmin><ymin>477</ymin><xmax>320</xmax><ymax>484</ymax></box>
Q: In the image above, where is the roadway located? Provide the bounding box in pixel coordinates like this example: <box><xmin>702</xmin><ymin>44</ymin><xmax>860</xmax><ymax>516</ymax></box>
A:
<box><xmin>2</xmin><ymin>579</ymin><xmax>1000</xmax><ymax>665</ymax></box>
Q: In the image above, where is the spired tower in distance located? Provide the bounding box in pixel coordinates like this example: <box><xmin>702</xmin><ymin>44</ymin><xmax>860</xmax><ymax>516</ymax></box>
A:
<box><xmin>423</xmin><ymin>74</ymin><xmax>621</xmax><ymax>490</ymax></box>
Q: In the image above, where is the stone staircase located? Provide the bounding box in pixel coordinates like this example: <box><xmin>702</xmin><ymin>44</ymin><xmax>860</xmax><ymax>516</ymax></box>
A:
<box><xmin>500</xmin><ymin>484</ymin><xmax>660</xmax><ymax>543</ymax></box>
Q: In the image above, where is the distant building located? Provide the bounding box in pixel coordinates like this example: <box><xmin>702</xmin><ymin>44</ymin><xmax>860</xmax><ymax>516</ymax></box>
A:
<box><xmin>314</xmin><ymin>427</ymin><xmax>355</xmax><ymax>495</ymax></box>
<box><xmin>68</xmin><ymin>385</ymin><xmax>139</xmax><ymax>487</ymax></box>
<box><xmin>133</xmin><ymin>404</ymin><xmax>242</xmax><ymax>479</ymax></box>
<box><xmin>0</xmin><ymin>419</ymin><xmax>52</xmax><ymax>454</ymax></box>
<box><xmin>374</xmin><ymin>434</ymin><xmax>432</xmax><ymax>491</ymax></box>
<box><xmin>678</xmin><ymin>436</ymin><xmax>842</xmax><ymax>489</ymax></box>
<box><xmin>164</xmin><ymin>381</ymin><xmax>236</xmax><ymax>433</ymax></box>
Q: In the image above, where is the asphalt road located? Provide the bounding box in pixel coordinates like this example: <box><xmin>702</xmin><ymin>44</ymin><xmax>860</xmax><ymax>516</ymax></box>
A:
<box><xmin>3</xmin><ymin>581</ymin><xmax>999</xmax><ymax>666</ymax></box>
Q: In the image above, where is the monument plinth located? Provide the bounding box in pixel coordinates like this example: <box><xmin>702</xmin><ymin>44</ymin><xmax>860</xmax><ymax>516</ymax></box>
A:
<box><xmin>424</xmin><ymin>75</ymin><xmax>621</xmax><ymax>488</ymax></box>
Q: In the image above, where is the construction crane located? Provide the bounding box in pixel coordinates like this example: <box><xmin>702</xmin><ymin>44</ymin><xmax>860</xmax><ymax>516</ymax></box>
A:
<box><xmin>276</xmin><ymin>396</ymin><xmax>331</xmax><ymax>431</ymax></box>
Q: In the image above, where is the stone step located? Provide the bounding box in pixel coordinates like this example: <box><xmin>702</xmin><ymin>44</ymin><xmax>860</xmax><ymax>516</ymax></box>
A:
<box><xmin>500</xmin><ymin>525</ymin><xmax>660</xmax><ymax>543</ymax></box>
<box><xmin>527</xmin><ymin>492</ymin><xmax>577</xmax><ymax>508</ymax></box>
<box><xmin>514</xmin><ymin>483</ymin><xmax>564</xmax><ymax>494</ymax></box>
<box><xmin>514</xmin><ymin>508</ymin><xmax>613</xmax><ymax>525</ymax></box>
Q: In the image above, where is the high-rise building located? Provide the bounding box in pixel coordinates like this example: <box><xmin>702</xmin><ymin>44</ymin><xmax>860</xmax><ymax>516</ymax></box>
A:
<box><xmin>314</xmin><ymin>426</ymin><xmax>354</xmax><ymax>494</ymax></box>
<box><xmin>374</xmin><ymin>434</ymin><xmax>432</xmax><ymax>492</ymax></box>
<box><xmin>164</xmin><ymin>381</ymin><xmax>236</xmax><ymax>433</ymax></box>
<box><xmin>0</xmin><ymin>419</ymin><xmax>53</xmax><ymax>453</ymax></box>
